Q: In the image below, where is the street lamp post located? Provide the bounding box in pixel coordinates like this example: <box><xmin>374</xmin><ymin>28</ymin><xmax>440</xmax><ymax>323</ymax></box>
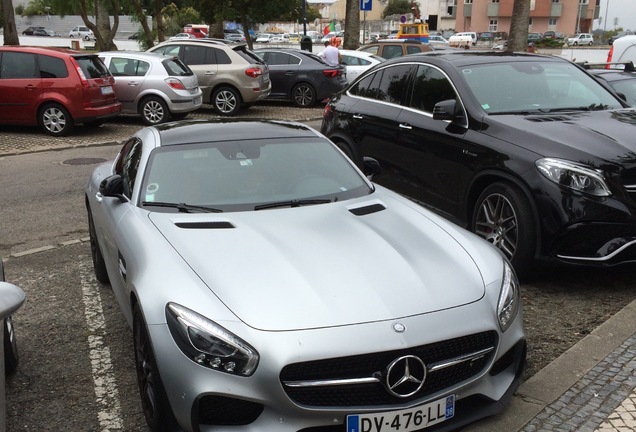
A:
<box><xmin>302</xmin><ymin>0</ymin><xmax>307</xmax><ymax>36</ymax></box>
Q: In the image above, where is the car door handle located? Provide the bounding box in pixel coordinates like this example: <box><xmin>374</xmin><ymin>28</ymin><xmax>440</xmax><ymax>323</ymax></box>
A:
<box><xmin>127</xmin><ymin>81</ymin><xmax>138</xmax><ymax>86</ymax></box>
<box><xmin>352</xmin><ymin>114</ymin><xmax>364</xmax><ymax>120</ymax></box>
<box><xmin>285</xmin><ymin>71</ymin><xmax>295</xmax><ymax>75</ymax></box>
<box><xmin>399</xmin><ymin>123</ymin><xmax>413</xmax><ymax>130</ymax></box>
<box><xmin>24</xmin><ymin>84</ymin><xmax>37</xmax><ymax>91</ymax></box>
<box><xmin>204</xmin><ymin>71</ymin><xmax>216</xmax><ymax>75</ymax></box>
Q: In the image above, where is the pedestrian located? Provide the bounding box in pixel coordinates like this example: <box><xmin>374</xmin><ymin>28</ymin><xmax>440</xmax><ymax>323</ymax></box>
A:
<box><xmin>320</xmin><ymin>38</ymin><xmax>341</xmax><ymax>66</ymax></box>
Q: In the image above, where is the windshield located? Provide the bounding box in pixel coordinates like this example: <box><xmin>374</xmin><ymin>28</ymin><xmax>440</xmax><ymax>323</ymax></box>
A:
<box><xmin>140</xmin><ymin>137</ymin><xmax>372</xmax><ymax>212</ymax></box>
<box><xmin>461</xmin><ymin>61</ymin><xmax>625</xmax><ymax>114</ymax></box>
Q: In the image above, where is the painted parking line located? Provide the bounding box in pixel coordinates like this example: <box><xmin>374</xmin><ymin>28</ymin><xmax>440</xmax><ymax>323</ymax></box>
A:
<box><xmin>79</xmin><ymin>257</ymin><xmax>124</xmax><ymax>430</ymax></box>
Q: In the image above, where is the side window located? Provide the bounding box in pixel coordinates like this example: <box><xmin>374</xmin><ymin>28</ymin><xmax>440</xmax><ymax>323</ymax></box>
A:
<box><xmin>266</xmin><ymin>52</ymin><xmax>291</xmax><ymax>65</ymax></box>
<box><xmin>1</xmin><ymin>52</ymin><xmax>38</xmax><ymax>79</ymax></box>
<box><xmin>154</xmin><ymin>45</ymin><xmax>180</xmax><ymax>57</ymax></box>
<box><xmin>377</xmin><ymin>64</ymin><xmax>413</xmax><ymax>104</ymax></box>
<box><xmin>215</xmin><ymin>49</ymin><xmax>231</xmax><ymax>65</ymax></box>
<box><xmin>183</xmin><ymin>46</ymin><xmax>208</xmax><ymax>65</ymax></box>
<box><xmin>407</xmin><ymin>46</ymin><xmax>423</xmax><ymax>55</ymax></box>
<box><xmin>115</xmin><ymin>138</ymin><xmax>143</xmax><ymax>199</ymax></box>
<box><xmin>38</xmin><ymin>55</ymin><xmax>68</xmax><ymax>78</ymax></box>
<box><xmin>359</xmin><ymin>45</ymin><xmax>379</xmax><ymax>55</ymax></box>
<box><xmin>349</xmin><ymin>71</ymin><xmax>382</xmax><ymax>99</ymax></box>
<box><xmin>381</xmin><ymin>45</ymin><xmax>403</xmax><ymax>59</ymax></box>
<box><xmin>409</xmin><ymin>65</ymin><xmax>457</xmax><ymax>113</ymax></box>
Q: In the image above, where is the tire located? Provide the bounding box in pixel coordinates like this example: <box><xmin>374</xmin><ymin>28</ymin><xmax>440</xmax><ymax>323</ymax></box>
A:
<box><xmin>211</xmin><ymin>86</ymin><xmax>241</xmax><ymax>116</ymax></box>
<box><xmin>86</xmin><ymin>200</ymin><xmax>110</xmax><ymax>284</ymax></box>
<box><xmin>471</xmin><ymin>182</ymin><xmax>536</xmax><ymax>278</ymax></box>
<box><xmin>291</xmin><ymin>82</ymin><xmax>316</xmax><ymax>107</ymax></box>
<box><xmin>4</xmin><ymin>317</ymin><xmax>18</xmax><ymax>376</ymax></box>
<box><xmin>84</xmin><ymin>35</ymin><xmax>91</xmax><ymax>41</ymax></box>
<box><xmin>140</xmin><ymin>96</ymin><xmax>170</xmax><ymax>125</ymax></box>
<box><xmin>133</xmin><ymin>304</ymin><xmax>178</xmax><ymax>432</ymax></box>
<box><xmin>573</xmin><ymin>41</ymin><xmax>578</xmax><ymax>46</ymax></box>
<box><xmin>39</xmin><ymin>103</ymin><xmax>74</xmax><ymax>137</ymax></box>
<box><xmin>332</xmin><ymin>139</ymin><xmax>361</xmax><ymax>166</ymax></box>
<box><xmin>588</xmin><ymin>41</ymin><xmax>593</xmax><ymax>46</ymax></box>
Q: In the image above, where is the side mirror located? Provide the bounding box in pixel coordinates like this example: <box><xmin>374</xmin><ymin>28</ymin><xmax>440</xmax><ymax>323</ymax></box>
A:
<box><xmin>363</xmin><ymin>157</ymin><xmax>381</xmax><ymax>180</ymax></box>
<box><xmin>99</xmin><ymin>175</ymin><xmax>127</xmax><ymax>203</ymax></box>
<box><xmin>433</xmin><ymin>99</ymin><xmax>461</xmax><ymax>121</ymax></box>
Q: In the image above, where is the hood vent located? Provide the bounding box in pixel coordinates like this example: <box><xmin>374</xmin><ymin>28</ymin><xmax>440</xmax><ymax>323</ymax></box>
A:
<box><xmin>526</xmin><ymin>115</ymin><xmax>574</xmax><ymax>123</ymax></box>
<box><xmin>175</xmin><ymin>221</ymin><xmax>235</xmax><ymax>229</ymax></box>
<box><xmin>348</xmin><ymin>203</ymin><xmax>386</xmax><ymax>216</ymax></box>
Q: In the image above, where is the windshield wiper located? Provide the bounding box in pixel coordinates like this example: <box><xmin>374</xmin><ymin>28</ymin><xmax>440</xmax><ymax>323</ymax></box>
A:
<box><xmin>142</xmin><ymin>201</ymin><xmax>223</xmax><ymax>213</ymax></box>
<box><xmin>544</xmin><ymin>104</ymin><xmax>610</xmax><ymax>113</ymax></box>
<box><xmin>254</xmin><ymin>199</ymin><xmax>332</xmax><ymax>210</ymax></box>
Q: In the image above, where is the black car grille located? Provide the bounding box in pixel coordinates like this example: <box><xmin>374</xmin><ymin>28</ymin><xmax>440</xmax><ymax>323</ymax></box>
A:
<box><xmin>280</xmin><ymin>331</ymin><xmax>497</xmax><ymax>407</ymax></box>
<box><xmin>620</xmin><ymin>168</ymin><xmax>636</xmax><ymax>206</ymax></box>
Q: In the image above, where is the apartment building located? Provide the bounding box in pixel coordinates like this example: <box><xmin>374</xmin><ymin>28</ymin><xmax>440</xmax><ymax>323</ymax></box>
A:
<box><xmin>454</xmin><ymin>0</ymin><xmax>599</xmax><ymax>35</ymax></box>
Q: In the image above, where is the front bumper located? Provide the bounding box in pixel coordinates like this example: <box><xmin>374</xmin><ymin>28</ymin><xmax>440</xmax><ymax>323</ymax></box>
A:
<box><xmin>147</xmin><ymin>293</ymin><xmax>526</xmax><ymax>432</ymax></box>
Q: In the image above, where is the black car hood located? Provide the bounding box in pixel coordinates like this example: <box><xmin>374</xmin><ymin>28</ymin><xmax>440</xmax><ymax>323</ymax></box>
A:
<box><xmin>483</xmin><ymin>108</ymin><xmax>636</xmax><ymax>169</ymax></box>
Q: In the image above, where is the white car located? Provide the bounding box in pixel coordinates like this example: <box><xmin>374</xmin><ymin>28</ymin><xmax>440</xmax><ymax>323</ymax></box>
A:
<box><xmin>428</xmin><ymin>35</ymin><xmax>449</xmax><ymax>44</ymax></box>
<box><xmin>607</xmin><ymin>34</ymin><xmax>636</xmax><ymax>63</ymax></box>
<box><xmin>448</xmin><ymin>32</ymin><xmax>477</xmax><ymax>47</ymax></box>
<box><xmin>567</xmin><ymin>33</ymin><xmax>594</xmax><ymax>46</ymax></box>
<box><xmin>169</xmin><ymin>33</ymin><xmax>195</xmax><ymax>40</ymax></box>
<box><xmin>338</xmin><ymin>49</ymin><xmax>385</xmax><ymax>82</ymax></box>
<box><xmin>69</xmin><ymin>25</ymin><xmax>95</xmax><ymax>41</ymax></box>
<box><xmin>256</xmin><ymin>33</ymin><xmax>275</xmax><ymax>43</ymax></box>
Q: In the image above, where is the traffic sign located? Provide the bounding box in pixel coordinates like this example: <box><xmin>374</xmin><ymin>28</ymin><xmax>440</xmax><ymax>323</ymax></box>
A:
<box><xmin>360</xmin><ymin>0</ymin><xmax>372</xmax><ymax>11</ymax></box>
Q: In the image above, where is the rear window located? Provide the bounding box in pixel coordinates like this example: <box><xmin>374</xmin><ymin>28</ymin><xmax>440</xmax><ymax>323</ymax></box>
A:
<box><xmin>74</xmin><ymin>55</ymin><xmax>110</xmax><ymax>78</ymax></box>
<box><xmin>234</xmin><ymin>46</ymin><xmax>265</xmax><ymax>65</ymax></box>
<box><xmin>163</xmin><ymin>58</ymin><xmax>193</xmax><ymax>76</ymax></box>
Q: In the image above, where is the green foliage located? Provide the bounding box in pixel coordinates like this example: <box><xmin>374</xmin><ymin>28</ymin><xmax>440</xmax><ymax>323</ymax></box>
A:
<box><xmin>15</xmin><ymin>5</ymin><xmax>24</xmax><ymax>15</ymax></box>
<box><xmin>382</xmin><ymin>0</ymin><xmax>417</xmax><ymax>19</ymax></box>
<box><xmin>161</xmin><ymin>3</ymin><xmax>200</xmax><ymax>35</ymax></box>
<box><xmin>22</xmin><ymin>0</ymin><xmax>52</xmax><ymax>16</ymax></box>
<box><xmin>278</xmin><ymin>0</ymin><xmax>321</xmax><ymax>22</ymax></box>
<box><xmin>535</xmin><ymin>38</ymin><xmax>565</xmax><ymax>48</ymax></box>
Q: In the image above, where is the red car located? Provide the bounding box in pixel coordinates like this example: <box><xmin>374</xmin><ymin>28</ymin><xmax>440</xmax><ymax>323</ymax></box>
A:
<box><xmin>0</xmin><ymin>46</ymin><xmax>121</xmax><ymax>136</ymax></box>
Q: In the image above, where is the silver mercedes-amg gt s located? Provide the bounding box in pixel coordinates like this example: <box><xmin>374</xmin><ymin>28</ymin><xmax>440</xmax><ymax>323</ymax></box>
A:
<box><xmin>85</xmin><ymin>119</ymin><xmax>526</xmax><ymax>432</ymax></box>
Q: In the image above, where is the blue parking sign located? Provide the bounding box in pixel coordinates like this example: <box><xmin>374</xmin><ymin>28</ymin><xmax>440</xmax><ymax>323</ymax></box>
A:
<box><xmin>360</xmin><ymin>0</ymin><xmax>372</xmax><ymax>11</ymax></box>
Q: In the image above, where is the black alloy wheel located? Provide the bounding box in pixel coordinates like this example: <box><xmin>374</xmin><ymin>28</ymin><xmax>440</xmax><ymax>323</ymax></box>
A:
<box><xmin>133</xmin><ymin>305</ymin><xmax>178</xmax><ymax>432</ymax></box>
<box><xmin>291</xmin><ymin>82</ymin><xmax>316</xmax><ymax>107</ymax></box>
<box><xmin>471</xmin><ymin>182</ymin><xmax>536</xmax><ymax>278</ymax></box>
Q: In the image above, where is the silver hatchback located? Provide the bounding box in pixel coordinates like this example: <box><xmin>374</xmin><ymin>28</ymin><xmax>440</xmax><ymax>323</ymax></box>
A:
<box><xmin>98</xmin><ymin>51</ymin><xmax>203</xmax><ymax>125</ymax></box>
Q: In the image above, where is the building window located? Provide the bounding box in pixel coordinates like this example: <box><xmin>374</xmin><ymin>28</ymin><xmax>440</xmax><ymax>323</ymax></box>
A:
<box><xmin>465</xmin><ymin>0</ymin><xmax>473</xmax><ymax>4</ymax></box>
<box><xmin>549</xmin><ymin>18</ymin><xmax>557</xmax><ymax>27</ymax></box>
<box><xmin>579</xmin><ymin>0</ymin><xmax>588</xmax><ymax>4</ymax></box>
<box><xmin>489</xmin><ymin>20</ymin><xmax>498</xmax><ymax>31</ymax></box>
<box><xmin>530</xmin><ymin>0</ymin><xmax>535</xmax><ymax>9</ymax></box>
<box><xmin>491</xmin><ymin>0</ymin><xmax>499</xmax><ymax>3</ymax></box>
<box><xmin>551</xmin><ymin>0</ymin><xmax>559</xmax><ymax>3</ymax></box>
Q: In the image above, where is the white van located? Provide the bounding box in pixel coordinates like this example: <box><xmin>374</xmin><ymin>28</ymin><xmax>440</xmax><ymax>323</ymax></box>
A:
<box><xmin>448</xmin><ymin>32</ymin><xmax>477</xmax><ymax>47</ymax></box>
<box><xmin>607</xmin><ymin>35</ymin><xmax>636</xmax><ymax>65</ymax></box>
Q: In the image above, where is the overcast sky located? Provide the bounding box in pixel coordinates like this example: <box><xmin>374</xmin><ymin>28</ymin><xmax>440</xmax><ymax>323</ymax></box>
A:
<box><xmin>595</xmin><ymin>0</ymin><xmax>636</xmax><ymax>31</ymax></box>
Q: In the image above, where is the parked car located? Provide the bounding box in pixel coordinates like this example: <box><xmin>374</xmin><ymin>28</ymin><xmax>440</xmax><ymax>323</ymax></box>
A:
<box><xmin>338</xmin><ymin>49</ymin><xmax>385</xmax><ymax>82</ymax></box>
<box><xmin>256</xmin><ymin>33</ymin><xmax>275</xmax><ymax>43</ymax></box>
<box><xmin>98</xmin><ymin>51</ymin><xmax>203</xmax><ymax>125</ymax></box>
<box><xmin>224</xmin><ymin>33</ymin><xmax>246</xmax><ymax>43</ymax></box>
<box><xmin>148</xmin><ymin>39</ymin><xmax>271</xmax><ymax>116</ymax></box>
<box><xmin>128</xmin><ymin>31</ymin><xmax>141</xmax><ymax>40</ymax></box>
<box><xmin>254</xmin><ymin>48</ymin><xmax>347</xmax><ymax>107</ymax></box>
<box><xmin>33</xmin><ymin>28</ymin><xmax>61</xmax><ymax>37</ymax></box>
<box><xmin>322</xmin><ymin>51</ymin><xmax>636</xmax><ymax>277</ymax></box>
<box><xmin>21</xmin><ymin>26</ymin><xmax>44</xmax><ymax>35</ymax></box>
<box><xmin>606</xmin><ymin>35</ymin><xmax>636</xmax><ymax>65</ymax></box>
<box><xmin>169</xmin><ymin>33</ymin><xmax>196</xmax><ymax>40</ymax></box>
<box><xmin>543</xmin><ymin>31</ymin><xmax>565</xmax><ymax>40</ymax></box>
<box><xmin>567</xmin><ymin>33</ymin><xmax>594</xmax><ymax>46</ymax></box>
<box><xmin>0</xmin><ymin>46</ymin><xmax>121</xmax><ymax>136</ymax></box>
<box><xmin>85</xmin><ymin>118</ymin><xmax>526</xmax><ymax>432</ymax></box>
<box><xmin>69</xmin><ymin>25</ymin><xmax>95</xmax><ymax>41</ymax></box>
<box><xmin>1</xmin><ymin>261</ymin><xmax>24</xmax><ymax>378</ymax></box>
<box><xmin>357</xmin><ymin>40</ymin><xmax>433</xmax><ymax>59</ymax></box>
<box><xmin>608</xmin><ymin>30</ymin><xmax>634</xmax><ymax>46</ymax></box>
<box><xmin>527</xmin><ymin>32</ymin><xmax>543</xmax><ymax>43</ymax></box>
<box><xmin>428</xmin><ymin>34</ymin><xmax>450</xmax><ymax>44</ymax></box>
<box><xmin>586</xmin><ymin>62</ymin><xmax>636</xmax><ymax>106</ymax></box>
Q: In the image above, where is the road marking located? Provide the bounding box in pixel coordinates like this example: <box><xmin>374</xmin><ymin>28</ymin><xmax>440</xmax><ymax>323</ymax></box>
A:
<box><xmin>79</xmin><ymin>257</ymin><xmax>124</xmax><ymax>430</ymax></box>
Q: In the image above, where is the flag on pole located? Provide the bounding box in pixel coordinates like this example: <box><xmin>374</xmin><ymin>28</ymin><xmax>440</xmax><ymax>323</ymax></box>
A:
<box><xmin>323</xmin><ymin>21</ymin><xmax>336</xmax><ymax>35</ymax></box>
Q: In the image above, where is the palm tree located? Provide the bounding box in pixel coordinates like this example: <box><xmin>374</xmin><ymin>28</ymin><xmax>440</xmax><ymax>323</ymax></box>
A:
<box><xmin>508</xmin><ymin>0</ymin><xmax>531</xmax><ymax>52</ymax></box>
<box><xmin>2</xmin><ymin>0</ymin><xmax>20</xmax><ymax>45</ymax></box>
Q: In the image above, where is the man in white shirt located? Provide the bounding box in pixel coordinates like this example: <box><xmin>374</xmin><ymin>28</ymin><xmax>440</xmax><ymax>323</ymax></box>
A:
<box><xmin>320</xmin><ymin>40</ymin><xmax>341</xmax><ymax>66</ymax></box>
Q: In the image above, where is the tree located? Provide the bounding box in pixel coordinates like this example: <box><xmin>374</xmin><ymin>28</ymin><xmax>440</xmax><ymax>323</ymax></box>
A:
<box><xmin>278</xmin><ymin>0</ymin><xmax>321</xmax><ymax>25</ymax></box>
<box><xmin>343</xmin><ymin>0</ymin><xmax>360</xmax><ymax>49</ymax></box>
<box><xmin>2</xmin><ymin>0</ymin><xmax>19</xmax><ymax>45</ymax></box>
<box><xmin>46</xmin><ymin>0</ymin><xmax>119</xmax><ymax>50</ymax></box>
<box><xmin>507</xmin><ymin>0</ymin><xmax>530</xmax><ymax>52</ymax></box>
<box><xmin>382</xmin><ymin>0</ymin><xmax>418</xmax><ymax>19</ymax></box>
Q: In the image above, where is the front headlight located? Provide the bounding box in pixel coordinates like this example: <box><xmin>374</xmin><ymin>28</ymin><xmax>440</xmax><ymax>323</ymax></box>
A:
<box><xmin>536</xmin><ymin>158</ymin><xmax>611</xmax><ymax>197</ymax></box>
<box><xmin>166</xmin><ymin>303</ymin><xmax>259</xmax><ymax>376</ymax></box>
<box><xmin>497</xmin><ymin>261</ymin><xmax>520</xmax><ymax>332</ymax></box>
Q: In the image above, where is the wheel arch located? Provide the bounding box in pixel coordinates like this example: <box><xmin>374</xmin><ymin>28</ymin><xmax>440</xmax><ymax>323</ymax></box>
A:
<box><xmin>465</xmin><ymin>170</ymin><xmax>542</xmax><ymax>258</ymax></box>
<box><xmin>327</xmin><ymin>131</ymin><xmax>361</xmax><ymax>166</ymax></box>
<box><xmin>137</xmin><ymin>91</ymin><xmax>171</xmax><ymax>111</ymax></box>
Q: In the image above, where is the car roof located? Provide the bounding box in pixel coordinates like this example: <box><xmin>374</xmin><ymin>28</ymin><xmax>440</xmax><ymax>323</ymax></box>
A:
<box><xmin>98</xmin><ymin>51</ymin><xmax>177</xmax><ymax>61</ymax></box>
<box><xmin>0</xmin><ymin>45</ymin><xmax>96</xmax><ymax>56</ymax></box>
<box><xmin>379</xmin><ymin>50</ymin><xmax>564</xmax><ymax>67</ymax></box>
<box><xmin>153</xmin><ymin>119</ymin><xmax>320</xmax><ymax>146</ymax></box>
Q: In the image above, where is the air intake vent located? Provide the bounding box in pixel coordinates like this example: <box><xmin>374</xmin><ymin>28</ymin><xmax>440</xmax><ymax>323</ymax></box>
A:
<box><xmin>175</xmin><ymin>221</ymin><xmax>235</xmax><ymax>229</ymax></box>
<box><xmin>348</xmin><ymin>203</ymin><xmax>386</xmax><ymax>216</ymax></box>
<box><xmin>526</xmin><ymin>115</ymin><xmax>573</xmax><ymax>122</ymax></box>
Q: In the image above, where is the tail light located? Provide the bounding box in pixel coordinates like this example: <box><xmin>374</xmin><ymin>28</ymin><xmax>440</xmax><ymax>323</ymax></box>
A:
<box><xmin>70</xmin><ymin>57</ymin><xmax>89</xmax><ymax>88</ymax></box>
<box><xmin>165</xmin><ymin>78</ymin><xmax>186</xmax><ymax>90</ymax></box>
<box><xmin>323</xmin><ymin>103</ymin><xmax>333</xmax><ymax>117</ymax></box>
<box><xmin>323</xmin><ymin>69</ymin><xmax>341</xmax><ymax>78</ymax></box>
<box><xmin>245</xmin><ymin>68</ymin><xmax>263</xmax><ymax>78</ymax></box>
<box><xmin>606</xmin><ymin>45</ymin><xmax>614</xmax><ymax>69</ymax></box>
